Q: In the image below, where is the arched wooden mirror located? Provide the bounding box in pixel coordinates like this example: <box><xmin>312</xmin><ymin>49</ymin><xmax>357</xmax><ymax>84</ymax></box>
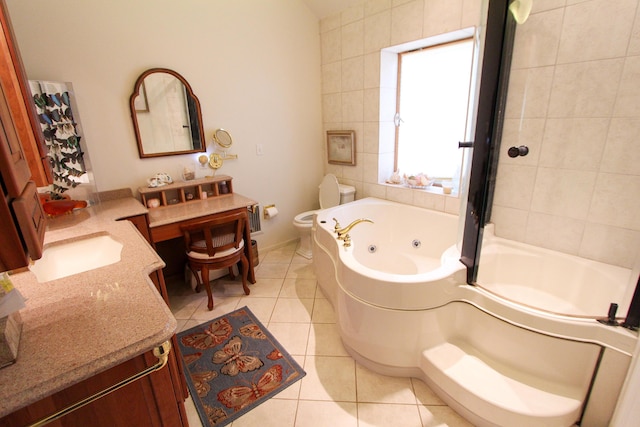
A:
<box><xmin>130</xmin><ymin>68</ymin><xmax>206</xmax><ymax>158</ymax></box>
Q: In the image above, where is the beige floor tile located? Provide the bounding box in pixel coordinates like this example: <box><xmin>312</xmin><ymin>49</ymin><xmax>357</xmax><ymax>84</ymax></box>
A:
<box><xmin>358</xmin><ymin>403</ymin><xmax>423</xmax><ymax>427</ymax></box>
<box><xmin>271</xmin><ymin>298</ymin><xmax>314</xmax><ymax>323</ymax></box>
<box><xmin>231</xmin><ymin>397</ymin><xmax>298</xmax><ymax>427</ymax></box>
<box><xmin>169</xmin><ymin>294</ymin><xmax>204</xmax><ymax>320</ymax></box>
<box><xmin>295</xmin><ymin>400</ymin><xmax>358</xmax><ymax>427</ymax></box>
<box><xmin>286</xmin><ymin>263</ymin><xmax>316</xmax><ymax>279</ymax></box>
<box><xmin>311</xmin><ymin>298</ymin><xmax>337</xmax><ymax>323</ymax></box>
<box><xmin>244</xmin><ymin>277</ymin><xmax>284</xmax><ymax>297</ymax></box>
<box><xmin>262</xmin><ymin>249</ymin><xmax>295</xmax><ymax>263</ymax></box>
<box><xmin>291</xmin><ymin>253</ymin><xmax>313</xmax><ymax>264</ymax></box>
<box><xmin>235</xmin><ymin>297</ymin><xmax>277</xmax><ymax>324</ymax></box>
<box><xmin>184</xmin><ymin>396</ymin><xmax>203</xmax><ymax>427</ymax></box>
<box><xmin>306</xmin><ymin>323</ymin><xmax>348</xmax><ymax>356</ymax></box>
<box><xmin>266</xmin><ymin>322</ymin><xmax>311</xmax><ymax>356</ymax></box>
<box><xmin>299</xmin><ymin>356</ymin><xmax>356</xmax><ymax>402</ymax></box>
<box><xmin>412</xmin><ymin>378</ymin><xmax>446</xmax><ymax>406</ymax></box>
<box><xmin>315</xmin><ymin>284</ymin><xmax>328</xmax><ymax>299</ymax></box>
<box><xmin>189</xmin><ymin>295</ymin><xmax>242</xmax><ymax>321</ymax></box>
<box><xmin>255</xmin><ymin>263</ymin><xmax>290</xmax><ymax>279</ymax></box>
<box><xmin>356</xmin><ymin>363</ymin><xmax>417</xmax><ymax>404</ymax></box>
<box><xmin>419</xmin><ymin>405</ymin><xmax>474</xmax><ymax>427</ymax></box>
<box><xmin>280</xmin><ymin>278</ymin><xmax>318</xmax><ymax>299</ymax></box>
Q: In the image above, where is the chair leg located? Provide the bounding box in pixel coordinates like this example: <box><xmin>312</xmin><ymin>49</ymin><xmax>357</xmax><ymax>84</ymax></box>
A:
<box><xmin>228</xmin><ymin>266</ymin><xmax>236</xmax><ymax>280</ymax></box>
<box><xmin>188</xmin><ymin>263</ymin><xmax>203</xmax><ymax>293</ymax></box>
<box><xmin>239</xmin><ymin>255</ymin><xmax>250</xmax><ymax>295</ymax></box>
<box><xmin>200</xmin><ymin>267</ymin><xmax>214</xmax><ymax>310</ymax></box>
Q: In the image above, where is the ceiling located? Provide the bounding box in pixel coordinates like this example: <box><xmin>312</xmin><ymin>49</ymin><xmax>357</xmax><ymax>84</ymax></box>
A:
<box><xmin>301</xmin><ymin>0</ymin><xmax>362</xmax><ymax>19</ymax></box>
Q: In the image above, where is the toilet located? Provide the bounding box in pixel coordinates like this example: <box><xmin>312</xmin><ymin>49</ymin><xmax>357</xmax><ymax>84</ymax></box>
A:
<box><xmin>293</xmin><ymin>174</ymin><xmax>355</xmax><ymax>259</ymax></box>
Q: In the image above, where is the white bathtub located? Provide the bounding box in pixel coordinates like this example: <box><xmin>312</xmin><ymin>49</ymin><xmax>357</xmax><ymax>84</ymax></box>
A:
<box><xmin>477</xmin><ymin>226</ymin><xmax>631</xmax><ymax>318</ymax></box>
<box><xmin>312</xmin><ymin>197</ymin><xmax>637</xmax><ymax>427</ymax></box>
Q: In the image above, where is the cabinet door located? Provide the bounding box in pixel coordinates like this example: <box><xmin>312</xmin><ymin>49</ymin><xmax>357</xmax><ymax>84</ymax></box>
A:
<box><xmin>0</xmin><ymin>76</ymin><xmax>30</xmax><ymax>198</ymax></box>
<box><xmin>0</xmin><ymin>0</ymin><xmax>51</xmax><ymax>186</ymax></box>
<box><xmin>12</xmin><ymin>180</ymin><xmax>46</xmax><ymax>261</ymax></box>
<box><xmin>0</xmin><ymin>350</ymin><xmax>187</xmax><ymax>427</ymax></box>
<box><xmin>0</xmin><ymin>187</ymin><xmax>27</xmax><ymax>270</ymax></box>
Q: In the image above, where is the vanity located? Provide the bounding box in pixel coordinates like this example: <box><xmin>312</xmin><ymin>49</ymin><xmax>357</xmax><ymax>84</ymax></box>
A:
<box><xmin>139</xmin><ymin>175</ymin><xmax>258</xmax><ymax>283</ymax></box>
<box><xmin>0</xmin><ymin>197</ymin><xmax>187</xmax><ymax>426</ymax></box>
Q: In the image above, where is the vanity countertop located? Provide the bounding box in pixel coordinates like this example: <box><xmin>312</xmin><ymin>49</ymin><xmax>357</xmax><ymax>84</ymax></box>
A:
<box><xmin>0</xmin><ymin>197</ymin><xmax>176</xmax><ymax>417</ymax></box>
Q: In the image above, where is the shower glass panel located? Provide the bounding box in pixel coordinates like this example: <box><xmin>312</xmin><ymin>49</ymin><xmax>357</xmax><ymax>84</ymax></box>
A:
<box><xmin>475</xmin><ymin>1</ymin><xmax>640</xmax><ymax>319</ymax></box>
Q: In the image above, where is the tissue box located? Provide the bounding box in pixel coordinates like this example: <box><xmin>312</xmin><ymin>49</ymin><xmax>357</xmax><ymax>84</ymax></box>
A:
<box><xmin>0</xmin><ymin>311</ymin><xmax>22</xmax><ymax>368</ymax></box>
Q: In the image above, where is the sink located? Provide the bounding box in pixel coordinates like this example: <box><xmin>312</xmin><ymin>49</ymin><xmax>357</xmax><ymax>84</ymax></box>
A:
<box><xmin>30</xmin><ymin>234</ymin><xmax>123</xmax><ymax>283</ymax></box>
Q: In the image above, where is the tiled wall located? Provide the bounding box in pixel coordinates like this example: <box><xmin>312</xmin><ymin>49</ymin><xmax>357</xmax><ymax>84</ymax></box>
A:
<box><xmin>319</xmin><ymin>0</ymin><xmax>482</xmax><ymax>216</ymax></box>
<box><xmin>320</xmin><ymin>0</ymin><xmax>640</xmax><ymax>269</ymax></box>
<box><xmin>493</xmin><ymin>0</ymin><xmax>640</xmax><ymax>268</ymax></box>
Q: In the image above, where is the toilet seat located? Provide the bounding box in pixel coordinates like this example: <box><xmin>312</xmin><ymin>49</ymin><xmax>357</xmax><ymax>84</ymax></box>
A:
<box><xmin>294</xmin><ymin>174</ymin><xmax>341</xmax><ymax>227</ymax></box>
<box><xmin>318</xmin><ymin>174</ymin><xmax>340</xmax><ymax>209</ymax></box>
<box><xmin>293</xmin><ymin>210</ymin><xmax>318</xmax><ymax>226</ymax></box>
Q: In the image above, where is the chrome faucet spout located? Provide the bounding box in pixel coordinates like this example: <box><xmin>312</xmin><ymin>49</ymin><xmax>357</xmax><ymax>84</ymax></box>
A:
<box><xmin>335</xmin><ymin>218</ymin><xmax>374</xmax><ymax>239</ymax></box>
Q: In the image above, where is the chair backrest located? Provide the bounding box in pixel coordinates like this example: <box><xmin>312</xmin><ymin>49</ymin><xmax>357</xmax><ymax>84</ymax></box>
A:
<box><xmin>181</xmin><ymin>211</ymin><xmax>246</xmax><ymax>258</ymax></box>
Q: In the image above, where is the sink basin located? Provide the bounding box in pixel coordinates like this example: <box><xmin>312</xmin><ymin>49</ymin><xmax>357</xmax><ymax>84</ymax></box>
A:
<box><xmin>30</xmin><ymin>234</ymin><xmax>123</xmax><ymax>283</ymax></box>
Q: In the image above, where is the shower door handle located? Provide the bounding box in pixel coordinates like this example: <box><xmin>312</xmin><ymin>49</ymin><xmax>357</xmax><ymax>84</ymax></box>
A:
<box><xmin>508</xmin><ymin>145</ymin><xmax>529</xmax><ymax>157</ymax></box>
<box><xmin>458</xmin><ymin>141</ymin><xmax>474</xmax><ymax>148</ymax></box>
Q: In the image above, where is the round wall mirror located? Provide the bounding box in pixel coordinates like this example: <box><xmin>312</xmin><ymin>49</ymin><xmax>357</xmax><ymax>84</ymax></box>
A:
<box><xmin>213</xmin><ymin>128</ymin><xmax>233</xmax><ymax>149</ymax></box>
<box><xmin>130</xmin><ymin>68</ymin><xmax>206</xmax><ymax>158</ymax></box>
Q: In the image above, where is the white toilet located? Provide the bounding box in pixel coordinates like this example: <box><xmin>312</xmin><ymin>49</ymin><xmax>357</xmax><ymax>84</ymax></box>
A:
<box><xmin>293</xmin><ymin>174</ymin><xmax>355</xmax><ymax>259</ymax></box>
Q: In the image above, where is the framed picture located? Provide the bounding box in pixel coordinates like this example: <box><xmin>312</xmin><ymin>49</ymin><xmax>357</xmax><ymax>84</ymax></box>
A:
<box><xmin>327</xmin><ymin>130</ymin><xmax>355</xmax><ymax>165</ymax></box>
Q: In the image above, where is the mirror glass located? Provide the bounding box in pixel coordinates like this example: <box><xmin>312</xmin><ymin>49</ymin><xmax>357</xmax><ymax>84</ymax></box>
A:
<box><xmin>130</xmin><ymin>68</ymin><xmax>206</xmax><ymax>158</ymax></box>
<box><xmin>213</xmin><ymin>128</ymin><xmax>233</xmax><ymax>149</ymax></box>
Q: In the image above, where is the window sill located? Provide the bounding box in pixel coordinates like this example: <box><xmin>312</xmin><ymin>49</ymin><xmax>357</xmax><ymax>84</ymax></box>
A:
<box><xmin>381</xmin><ymin>181</ymin><xmax>459</xmax><ymax>198</ymax></box>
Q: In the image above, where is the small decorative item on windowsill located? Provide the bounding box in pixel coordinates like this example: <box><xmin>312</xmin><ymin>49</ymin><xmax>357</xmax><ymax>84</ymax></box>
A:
<box><xmin>403</xmin><ymin>173</ymin><xmax>432</xmax><ymax>189</ymax></box>
<box><xmin>327</xmin><ymin>130</ymin><xmax>355</xmax><ymax>165</ymax></box>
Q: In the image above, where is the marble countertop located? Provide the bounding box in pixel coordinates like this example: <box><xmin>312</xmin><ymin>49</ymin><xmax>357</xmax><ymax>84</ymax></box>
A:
<box><xmin>146</xmin><ymin>193</ymin><xmax>257</xmax><ymax>228</ymax></box>
<box><xmin>0</xmin><ymin>197</ymin><xmax>176</xmax><ymax>417</ymax></box>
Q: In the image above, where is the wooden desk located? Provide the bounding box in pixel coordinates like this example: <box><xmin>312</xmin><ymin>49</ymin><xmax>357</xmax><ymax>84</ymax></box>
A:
<box><xmin>145</xmin><ymin>191</ymin><xmax>258</xmax><ymax>284</ymax></box>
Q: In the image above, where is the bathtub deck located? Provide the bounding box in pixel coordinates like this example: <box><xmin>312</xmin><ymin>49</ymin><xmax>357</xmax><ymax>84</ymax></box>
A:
<box><xmin>421</xmin><ymin>342</ymin><xmax>582</xmax><ymax>427</ymax></box>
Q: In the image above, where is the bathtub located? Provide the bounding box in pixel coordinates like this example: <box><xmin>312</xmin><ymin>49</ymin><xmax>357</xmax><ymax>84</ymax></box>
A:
<box><xmin>478</xmin><ymin>225</ymin><xmax>632</xmax><ymax>318</ymax></box>
<box><xmin>312</xmin><ymin>197</ymin><xmax>637</xmax><ymax>427</ymax></box>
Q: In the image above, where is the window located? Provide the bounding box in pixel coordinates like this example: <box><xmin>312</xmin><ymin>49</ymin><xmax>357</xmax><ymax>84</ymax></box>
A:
<box><xmin>395</xmin><ymin>38</ymin><xmax>474</xmax><ymax>181</ymax></box>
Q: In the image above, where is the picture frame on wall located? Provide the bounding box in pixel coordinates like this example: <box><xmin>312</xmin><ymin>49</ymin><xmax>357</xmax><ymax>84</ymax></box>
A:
<box><xmin>327</xmin><ymin>130</ymin><xmax>355</xmax><ymax>165</ymax></box>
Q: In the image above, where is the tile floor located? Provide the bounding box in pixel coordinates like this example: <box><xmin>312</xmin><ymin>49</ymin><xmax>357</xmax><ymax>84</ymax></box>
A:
<box><xmin>167</xmin><ymin>242</ymin><xmax>473</xmax><ymax>427</ymax></box>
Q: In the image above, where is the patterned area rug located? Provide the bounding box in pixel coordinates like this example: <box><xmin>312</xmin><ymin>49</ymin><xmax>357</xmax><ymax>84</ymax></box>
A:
<box><xmin>177</xmin><ymin>306</ymin><xmax>306</xmax><ymax>426</ymax></box>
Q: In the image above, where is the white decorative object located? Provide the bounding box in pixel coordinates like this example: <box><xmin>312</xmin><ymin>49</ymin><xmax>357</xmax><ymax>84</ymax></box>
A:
<box><xmin>147</xmin><ymin>173</ymin><xmax>173</xmax><ymax>188</ymax></box>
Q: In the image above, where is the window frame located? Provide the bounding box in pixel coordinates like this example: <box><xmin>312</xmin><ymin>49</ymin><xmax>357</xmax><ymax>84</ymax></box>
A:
<box><xmin>393</xmin><ymin>37</ymin><xmax>475</xmax><ymax>179</ymax></box>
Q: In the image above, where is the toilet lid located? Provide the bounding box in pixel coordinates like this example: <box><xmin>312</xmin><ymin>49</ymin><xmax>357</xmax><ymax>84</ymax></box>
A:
<box><xmin>319</xmin><ymin>174</ymin><xmax>340</xmax><ymax>209</ymax></box>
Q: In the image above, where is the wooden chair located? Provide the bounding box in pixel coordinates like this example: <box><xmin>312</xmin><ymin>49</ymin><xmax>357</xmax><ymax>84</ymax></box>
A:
<box><xmin>181</xmin><ymin>211</ymin><xmax>250</xmax><ymax>310</ymax></box>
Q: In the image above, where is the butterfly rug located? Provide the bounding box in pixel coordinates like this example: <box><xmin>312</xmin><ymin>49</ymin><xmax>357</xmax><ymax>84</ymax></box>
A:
<box><xmin>177</xmin><ymin>306</ymin><xmax>306</xmax><ymax>426</ymax></box>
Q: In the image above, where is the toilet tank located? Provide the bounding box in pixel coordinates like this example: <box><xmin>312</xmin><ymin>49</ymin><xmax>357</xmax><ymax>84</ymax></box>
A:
<box><xmin>338</xmin><ymin>184</ymin><xmax>356</xmax><ymax>204</ymax></box>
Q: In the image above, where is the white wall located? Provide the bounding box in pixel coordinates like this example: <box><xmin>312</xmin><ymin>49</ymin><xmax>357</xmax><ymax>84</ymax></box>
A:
<box><xmin>5</xmin><ymin>0</ymin><xmax>325</xmax><ymax>250</ymax></box>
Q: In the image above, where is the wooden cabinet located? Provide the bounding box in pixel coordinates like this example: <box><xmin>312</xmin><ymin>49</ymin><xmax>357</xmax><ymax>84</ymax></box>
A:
<box><xmin>124</xmin><ymin>214</ymin><xmax>189</xmax><ymax>403</ymax></box>
<box><xmin>0</xmin><ymin>72</ymin><xmax>46</xmax><ymax>271</ymax></box>
<box><xmin>0</xmin><ymin>346</ymin><xmax>188</xmax><ymax>427</ymax></box>
<box><xmin>139</xmin><ymin>175</ymin><xmax>234</xmax><ymax>208</ymax></box>
<box><xmin>0</xmin><ymin>0</ymin><xmax>47</xmax><ymax>271</ymax></box>
<box><xmin>0</xmin><ymin>0</ymin><xmax>50</xmax><ymax>187</ymax></box>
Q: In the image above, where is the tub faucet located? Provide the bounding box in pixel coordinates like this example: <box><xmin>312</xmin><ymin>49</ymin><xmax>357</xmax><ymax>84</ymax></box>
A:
<box><xmin>334</xmin><ymin>218</ymin><xmax>373</xmax><ymax>247</ymax></box>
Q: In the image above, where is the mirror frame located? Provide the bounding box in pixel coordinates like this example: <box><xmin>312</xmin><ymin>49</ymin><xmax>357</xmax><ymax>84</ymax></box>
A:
<box><xmin>129</xmin><ymin>68</ymin><xmax>206</xmax><ymax>158</ymax></box>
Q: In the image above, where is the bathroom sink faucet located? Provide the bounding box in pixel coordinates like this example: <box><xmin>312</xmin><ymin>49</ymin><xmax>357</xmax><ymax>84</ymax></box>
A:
<box><xmin>333</xmin><ymin>218</ymin><xmax>373</xmax><ymax>247</ymax></box>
